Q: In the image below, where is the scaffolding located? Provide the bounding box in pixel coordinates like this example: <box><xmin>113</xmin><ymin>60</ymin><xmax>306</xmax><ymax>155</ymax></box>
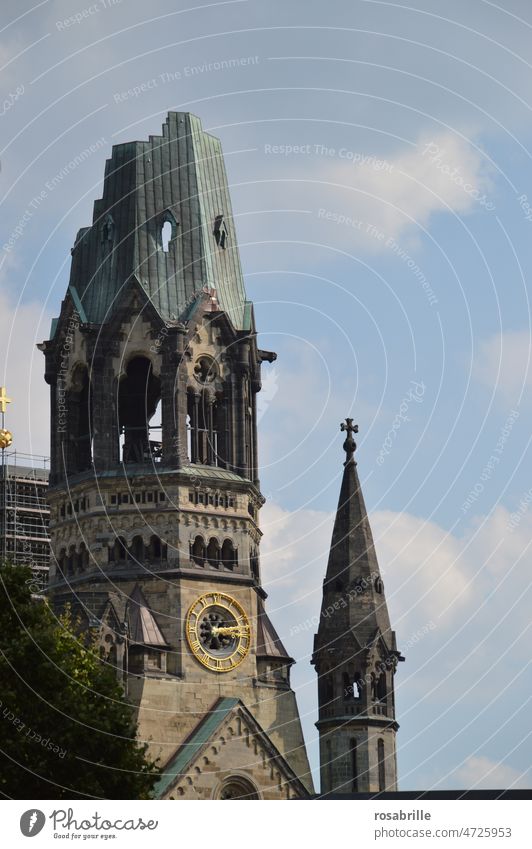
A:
<box><xmin>0</xmin><ymin>450</ymin><xmax>51</xmax><ymax>591</ymax></box>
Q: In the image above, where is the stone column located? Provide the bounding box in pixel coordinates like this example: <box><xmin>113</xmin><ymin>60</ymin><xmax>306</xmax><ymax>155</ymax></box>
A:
<box><xmin>207</xmin><ymin>395</ymin><xmax>215</xmax><ymax>466</ymax></box>
<box><xmin>91</xmin><ymin>355</ymin><xmax>117</xmax><ymax>473</ymax></box>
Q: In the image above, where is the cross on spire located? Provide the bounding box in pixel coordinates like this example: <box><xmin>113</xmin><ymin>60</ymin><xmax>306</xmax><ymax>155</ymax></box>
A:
<box><xmin>340</xmin><ymin>417</ymin><xmax>358</xmax><ymax>464</ymax></box>
<box><xmin>0</xmin><ymin>386</ymin><xmax>12</xmax><ymax>415</ymax></box>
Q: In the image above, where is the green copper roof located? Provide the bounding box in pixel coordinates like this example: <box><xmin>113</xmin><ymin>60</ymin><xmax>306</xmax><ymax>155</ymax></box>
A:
<box><xmin>178</xmin><ymin>463</ymin><xmax>249</xmax><ymax>483</ymax></box>
<box><xmin>67</xmin><ymin>112</ymin><xmax>247</xmax><ymax>329</ymax></box>
<box><xmin>154</xmin><ymin>697</ymin><xmax>238</xmax><ymax>798</ymax></box>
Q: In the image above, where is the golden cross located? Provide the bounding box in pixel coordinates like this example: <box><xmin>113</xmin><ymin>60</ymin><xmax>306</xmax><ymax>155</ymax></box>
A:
<box><xmin>0</xmin><ymin>387</ymin><xmax>12</xmax><ymax>415</ymax></box>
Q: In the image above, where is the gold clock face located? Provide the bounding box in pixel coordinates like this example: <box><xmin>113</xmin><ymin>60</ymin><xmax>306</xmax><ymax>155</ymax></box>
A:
<box><xmin>186</xmin><ymin>591</ymin><xmax>251</xmax><ymax>673</ymax></box>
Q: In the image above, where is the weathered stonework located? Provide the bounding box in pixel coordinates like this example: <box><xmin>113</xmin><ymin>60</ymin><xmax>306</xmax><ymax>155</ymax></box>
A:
<box><xmin>40</xmin><ymin>112</ymin><xmax>313</xmax><ymax>799</ymax></box>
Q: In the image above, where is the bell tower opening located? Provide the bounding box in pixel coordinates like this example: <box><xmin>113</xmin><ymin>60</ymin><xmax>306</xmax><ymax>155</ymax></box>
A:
<box><xmin>67</xmin><ymin>364</ymin><xmax>93</xmax><ymax>473</ymax></box>
<box><xmin>186</xmin><ymin>389</ymin><xmax>221</xmax><ymax>466</ymax></box>
<box><xmin>118</xmin><ymin>357</ymin><xmax>161</xmax><ymax>464</ymax></box>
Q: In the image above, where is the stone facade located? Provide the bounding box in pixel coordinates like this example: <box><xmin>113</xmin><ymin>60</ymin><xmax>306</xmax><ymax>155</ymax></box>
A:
<box><xmin>39</xmin><ymin>112</ymin><xmax>313</xmax><ymax>800</ymax></box>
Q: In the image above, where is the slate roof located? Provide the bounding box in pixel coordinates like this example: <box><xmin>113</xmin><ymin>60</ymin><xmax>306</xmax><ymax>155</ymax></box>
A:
<box><xmin>65</xmin><ymin>112</ymin><xmax>248</xmax><ymax>330</ymax></box>
<box><xmin>128</xmin><ymin>585</ymin><xmax>168</xmax><ymax>647</ymax></box>
<box><xmin>256</xmin><ymin>599</ymin><xmax>293</xmax><ymax>661</ymax></box>
<box><xmin>315</xmin><ymin>449</ymin><xmax>398</xmax><ymax>655</ymax></box>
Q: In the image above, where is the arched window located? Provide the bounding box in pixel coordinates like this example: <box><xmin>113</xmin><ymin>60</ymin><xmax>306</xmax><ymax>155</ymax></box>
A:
<box><xmin>67</xmin><ymin>364</ymin><xmax>92</xmax><ymax>473</ymax></box>
<box><xmin>149</xmin><ymin>535</ymin><xmax>161</xmax><ymax>560</ymax></box>
<box><xmin>66</xmin><ymin>545</ymin><xmax>76</xmax><ymax>575</ymax></box>
<box><xmin>131</xmin><ymin>535</ymin><xmax>144</xmax><ymax>561</ymax></box>
<box><xmin>321</xmin><ymin>674</ymin><xmax>334</xmax><ymax>703</ymax></box>
<box><xmin>217</xmin><ymin>776</ymin><xmax>258</xmax><ymax>800</ymax></box>
<box><xmin>187</xmin><ymin>388</ymin><xmax>220</xmax><ymax>466</ymax></box>
<box><xmin>101</xmin><ymin>214</ymin><xmax>114</xmax><ymax>243</ymax></box>
<box><xmin>343</xmin><ymin>672</ymin><xmax>354</xmax><ymax>699</ymax></box>
<box><xmin>378</xmin><ymin>739</ymin><xmax>386</xmax><ymax>792</ymax></box>
<box><xmin>221</xmin><ymin>539</ymin><xmax>236</xmax><ymax>570</ymax></box>
<box><xmin>207</xmin><ymin>537</ymin><xmax>220</xmax><ymax>568</ymax></box>
<box><xmin>79</xmin><ymin>543</ymin><xmax>89</xmax><ymax>571</ymax></box>
<box><xmin>118</xmin><ymin>357</ymin><xmax>161</xmax><ymax>464</ymax></box>
<box><xmin>191</xmin><ymin>536</ymin><xmax>206</xmax><ymax>566</ymax></box>
<box><xmin>57</xmin><ymin>548</ymin><xmax>66</xmax><ymax>576</ymax></box>
<box><xmin>114</xmin><ymin>536</ymin><xmax>128</xmax><ymax>562</ymax></box>
<box><xmin>161</xmin><ymin>220</ymin><xmax>172</xmax><ymax>252</ymax></box>
<box><xmin>377</xmin><ymin>671</ymin><xmax>387</xmax><ymax>703</ymax></box>
<box><xmin>250</xmin><ymin>548</ymin><xmax>259</xmax><ymax>580</ymax></box>
<box><xmin>160</xmin><ymin>211</ymin><xmax>176</xmax><ymax>253</ymax></box>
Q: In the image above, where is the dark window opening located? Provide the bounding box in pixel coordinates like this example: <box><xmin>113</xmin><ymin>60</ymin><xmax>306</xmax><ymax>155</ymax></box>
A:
<box><xmin>148</xmin><ymin>535</ymin><xmax>162</xmax><ymax>560</ymax></box>
<box><xmin>213</xmin><ymin>214</ymin><xmax>228</xmax><ymax>249</ymax></box>
<box><xmin>118</xmin><ymin>357</ymin><xmax>161</xmax><ymax>465</ymax></box>
<box><xmin>351</xmin><ymin>738</ymin><xmax>358</xmax><ymax>792</ymax></box>
<box><xmin>221</xmin><ymin>539</ymin><xmax>237</xmax><ymax>570</ymax></box>
<box><xmin>378</xmin><ymin>739</ymin><xmax>386</xmax><ymax>791</ymax></box>
<box><xmin>113</xmin><ymin>536</ymin><xmax>128</xmax><ymax>562</ymax></box>
<box><xmin>191</xmin><ymin>536</ymin><xmax>206</xmax><ymax>566</ymax></box>
<box><xmin>67</xmin><ymin>364</ymin><xmax>93</xmax><ymax>473</ymax></box>
<box><xmin>207</xmin><ymin>537</ymin><xmax>220</xmax><ymax>568</ymax></box>
<box><xmin>131</xmin><ymin>535</ymin><xmax>144</xmax><ymax>561</ymax></box>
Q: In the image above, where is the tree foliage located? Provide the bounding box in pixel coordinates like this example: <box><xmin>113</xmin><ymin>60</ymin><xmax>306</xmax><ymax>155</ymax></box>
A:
<box><xmin>0</xmin><ymin>563</ymin><xmax>160</xmax><ymax>799</ymax></box>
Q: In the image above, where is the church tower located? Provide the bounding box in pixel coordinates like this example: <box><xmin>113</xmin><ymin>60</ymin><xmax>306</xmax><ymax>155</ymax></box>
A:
<box><xmin>312</xmin><ymin>420</ymin><xmax>404</xmax><ymax>795</ymax></box>
<box><xmin>39</xmin><ymin>112</ymin><xmax>312</xmax><ymax>799</ymax></box>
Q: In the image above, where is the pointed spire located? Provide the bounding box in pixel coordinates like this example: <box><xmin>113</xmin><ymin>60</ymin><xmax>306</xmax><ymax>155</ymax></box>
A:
<box><xmin>317</xmin><ymin>421</ymin><xmax>394</xmax><ymax>651</ymax></box>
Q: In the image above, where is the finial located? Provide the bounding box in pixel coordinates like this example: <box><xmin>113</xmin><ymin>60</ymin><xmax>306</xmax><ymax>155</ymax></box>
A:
<box><xmin>0</xmin><ymin>387</ymin><xmax>12</xmax><ymax>415</ymax></box>
<box><xmin>340</xmin><ymin>418</ymin><xmax>358</xmax><ymax>464</ymax></box>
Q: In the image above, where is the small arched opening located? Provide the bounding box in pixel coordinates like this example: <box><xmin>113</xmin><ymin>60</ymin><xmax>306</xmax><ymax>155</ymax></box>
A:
<box><xmin>148</xmin><ymin>535</ymin><xmax>162</xmax><ymax>561</ymax></box>
<box><xmin>221</xmin><ymin>539</ymin><xmax>236</xmax><ymax>570</ymax></box>
<box><xmin>191</xmin><ymin>535</ymin><xmax>206</xmax><ymax>566</ymax></box>
<box><xmin>113</xmin><ymin>536</ymin><xmax>128</xmax><ymax>562</ymax></box>
<box><xmin>207</xmin><ymin>537</ymin><xmax>220</xmax><ymax>568</ymax></box>
<box><xmin>131</xmin><ymin>535</ymin><xmax>144</xmax><ymax>561</ymax></box>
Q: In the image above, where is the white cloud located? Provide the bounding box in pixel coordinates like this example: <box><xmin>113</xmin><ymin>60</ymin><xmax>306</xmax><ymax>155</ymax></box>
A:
<box><xmin>453</xmin><ymin>755</ymin><xmax>530</xmax><ymax>790</ymax></box>
<box><xmin>323</xmin><ymin>132</ymin><xmax>495</xmax><ymax>246</ymax></box>
<box><xmin>473</xmin><ymin>330</ymin><xmax>532</xmax><ymax>404</ymax></box>
<box><xmin>256</xmin><ymin>131</ymin><xmax>495</xmax><ymax>255</ymax></box>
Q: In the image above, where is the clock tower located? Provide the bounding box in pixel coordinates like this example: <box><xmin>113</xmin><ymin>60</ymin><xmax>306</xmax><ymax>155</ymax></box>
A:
<box><xmin>40</xmin><ymin>112</ymin><xmax>312</xmax><ymax>799</ymax></box>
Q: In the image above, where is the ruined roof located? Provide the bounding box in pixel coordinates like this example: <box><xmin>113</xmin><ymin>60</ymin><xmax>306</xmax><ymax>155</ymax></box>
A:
<box><xmin>66</xmin><ymin>112</ymin><xmax>248</xmax><ymax>329</ymax></box>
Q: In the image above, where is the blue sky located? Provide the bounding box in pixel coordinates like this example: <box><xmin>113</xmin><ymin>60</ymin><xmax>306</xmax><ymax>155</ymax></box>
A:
<box><xmin>1</xmin><ymin>0</ymin><xmax>532</xmax><ymax>792</ymax></box>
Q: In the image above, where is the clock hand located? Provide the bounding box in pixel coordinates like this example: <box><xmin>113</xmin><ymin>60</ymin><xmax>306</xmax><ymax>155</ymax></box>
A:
<box><xmin>211</xmin><ymin>625</ymin><xmax>250</xmax><ymax>637</ymax></box>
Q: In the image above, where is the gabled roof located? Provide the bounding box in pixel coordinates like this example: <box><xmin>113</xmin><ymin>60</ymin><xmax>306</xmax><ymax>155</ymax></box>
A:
<box><xmin>153</xmin><ymin>697</ymin><xmax>310</xmax><ymax>799</ymax></box>
<box><xmin>127</xmin><ymin>585</ymin><xmax>168</xmax><ymax>647</ymax></box>
<box><xmin>154</xmin><ymin>697</ymin><xmax>239</xmax><ymax>798</ymax></box>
